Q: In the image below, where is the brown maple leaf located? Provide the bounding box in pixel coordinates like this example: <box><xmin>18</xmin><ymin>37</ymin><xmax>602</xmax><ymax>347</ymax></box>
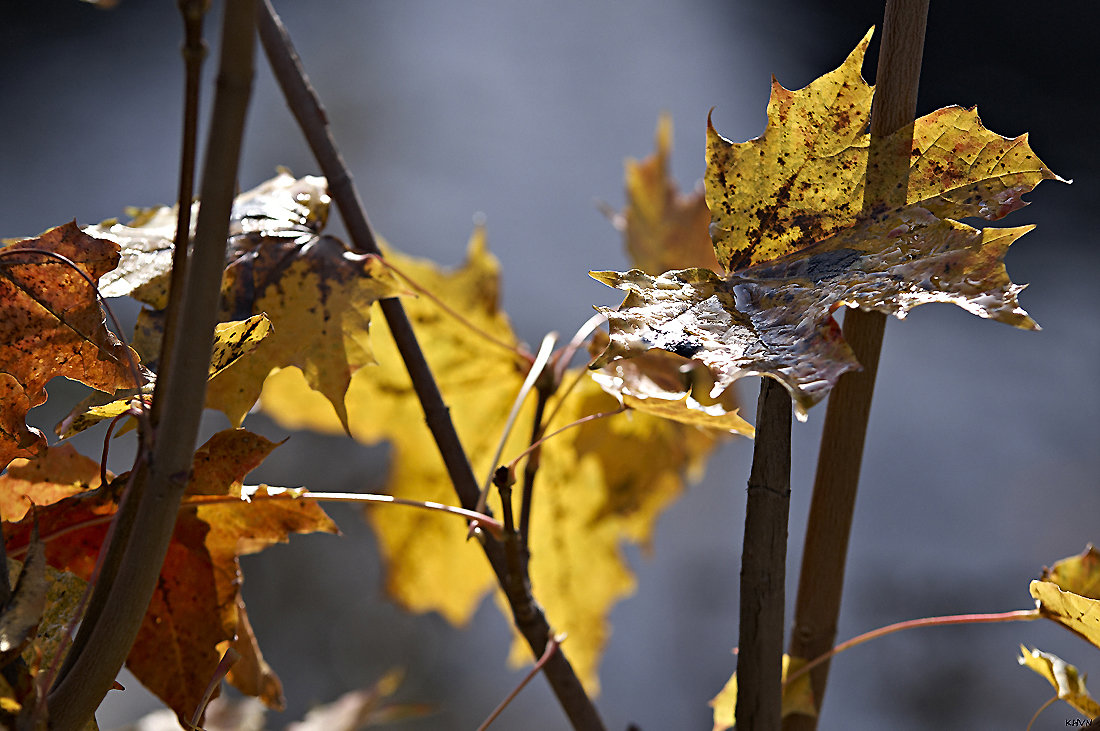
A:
<box><xmin>1</xmin><ymin>429</ymin><xmax>337</xmax><ymax>722</ymax></box>
<box><xmin>0</xmin><ymin>223</ymin><xmax>142</xmax><ymax>469</ymax></box>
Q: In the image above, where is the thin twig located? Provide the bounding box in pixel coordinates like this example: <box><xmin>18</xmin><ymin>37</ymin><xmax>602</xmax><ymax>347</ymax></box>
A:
<box><xmin>155</xmin><ymin>0</ymin><xmax>209</xmax><ymax>428</ymax></box>
<box><xmin>784</xmin><ymin>3</ymin><xmax>929</xmax><ymax>728</ymax></box>
<box><xmin>47</xmin><ymin>2</ymin><xmax>256</xmax><ymax>726</ymax></box>
<box><xmin>506</xmin><ymin>406</ymin><xmax>626</xmax><ymax>473</ymax></box>
<box><xmin>477</xmin><ymin>635</ymin><xmax>565</xmax><ymax>731</ymax></box>
<box><xmin>735</xmin><ymin>377</ymin><xmax>792</xmax><ymax>730</ymax></box>
<box><xmin>256</xmin><ymin>4</ymin><xmax>605</xmax><ymax>727</ymax></box>
<box><xmin>518</xmin><ymin>384</ymin><xmax>550</xmax><ymax>551</ymax></box>
<box><xmin>784</xmin><ymin>609</ymin><xmax>1039</xmax><ymax>688</ymax></box>
<box><xmin>190</xmin><ymin>647</ymin><xmax>241</xmax><ymax>729</ymax></box>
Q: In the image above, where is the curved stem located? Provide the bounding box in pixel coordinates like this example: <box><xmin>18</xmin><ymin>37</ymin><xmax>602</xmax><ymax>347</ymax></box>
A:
<box><xmin>476</xmin><ymin>333</ymin><xmax>556</xmax><ymax>514</ymax></box>
<box><xmin>478</xmin><ymin>635</ymin><xmax>564</xmax><ymax>731</ymax></box>
<box><xmin>785</xmin><ymin>609</ymin><xmax>1039</xmax><ymax>688</ymax></box>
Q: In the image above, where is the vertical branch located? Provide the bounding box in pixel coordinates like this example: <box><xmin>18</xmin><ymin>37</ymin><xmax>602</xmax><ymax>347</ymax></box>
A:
<box><xmin>155</xmin><ymin>0</ymin><xmax>210</xmax><ymax>393</ymax></box>
<box><xmin>735</xmin><ymin>377</ymin><xmax>793</xmax><ymax>729</ymax></box>
<box><xmin>46</xmin><ymin>2</ymin><xmax>256</xmax><ymax>728</ymax></box>
<box><xmin>784</xmin><ymin>2</ymin><xmax>929</xmax><ymax>729</ymax></box>
<box><xmin>255</xmin><ymin>4</ymin><xmax>605</xmax><ymax>729</ymax></box>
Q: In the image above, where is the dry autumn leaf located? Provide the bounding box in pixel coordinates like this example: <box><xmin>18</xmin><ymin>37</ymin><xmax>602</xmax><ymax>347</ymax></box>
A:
<box><xmin>1018</xmin><ymin>646</ymin><xmax>1100</xmax><ymax>720</ymax></box>
<box><xmin>260</xmin><ymin>229</ymin><xmax>722</xmax><ymax>690</ymax></box>
<box><xmin>89</xmin><ymin>171</ymin><xmax>403</xmax><ymax>429</ymax></box>
<box><xmin>56</xmin><ymin>314</ymin><xmax>273</xmax><ymax>440</ymax></box>
<box><xmin>1</xmin><ymin>429</ymin><xmax>337</xmax><ymax>722</ymax></box>
<box><xmin>0</xmin><ymin>222</ymin><xmax>143</xmax><ymax>469</ymax></box>
<box><xmin>591</xmin><ymin>31</ymin><xmax>1062</xmax><ymax>418</ymax></box>
<box><xmin>1031</xmin><ymin>546</ymin><xmax>1100</xmax><ymax>652</ymax></box>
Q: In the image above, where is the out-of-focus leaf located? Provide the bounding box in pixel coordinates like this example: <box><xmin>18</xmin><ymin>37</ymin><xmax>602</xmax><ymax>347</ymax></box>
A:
<box><xmin>710</xmin><ymin>654</ymin><xmax>816</xmax><ymax>731</ymax></box>
<box><xmin>1018</xmin><ymin>645</ymin><xmax>1100</xmax><ymax>719</ymax></box>
<box><xmin>2</xmin><ymin>429</ymin><xmax>337</xmax><ymax>722</ymax></box>
<box><xmin>261</xmin><ymin>229</ymin><xmax>723</xmax><ymax>691</ymax></box>
<box><xmin>613</xmin><ymin>114</ymin><xmax>718</xmax><ymax>274</ymax></box>
<box><xmin>285</xmin><ymin>669</ymin><xmax>432</xmax><ymax>730</ymax></box>
<box><xmin>0</xmin><ymin>223</ymin><xmax>142</xmax><ymax>468</ymax></box>
<box><xmin>592</xmin><ymin>31</ymin><xmax>1060</xmax><ymax>419</ymax></box>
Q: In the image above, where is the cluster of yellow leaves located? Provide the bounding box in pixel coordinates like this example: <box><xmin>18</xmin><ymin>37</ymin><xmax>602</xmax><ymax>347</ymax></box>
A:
<box><xmin>260</xmin><ymin>226</ymin><xmax>730</xmax><ymax>691</ymax></box>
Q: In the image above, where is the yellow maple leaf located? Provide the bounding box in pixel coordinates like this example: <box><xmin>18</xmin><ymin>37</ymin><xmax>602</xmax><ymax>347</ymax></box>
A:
<box><xmin>593</xmin><ymin>30</ymin><xmax>1062</xmax><ymax>419</ymax></box>
<box><xmin>705</xmin><ymin>28</ymin><xmax>1062</xmax><ymax>273</ymax></box>
<box><xmin>1018</xmin><ymin>646</ymin><xmax>1100</xmax><ymax>720</ymax></box>
<box><xmin>260</xmin><ymin>229</ymin><xmax>722</xmax><ymax>690</ymax></box>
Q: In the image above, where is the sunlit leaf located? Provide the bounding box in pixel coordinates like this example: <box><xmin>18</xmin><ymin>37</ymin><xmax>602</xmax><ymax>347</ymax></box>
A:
<box><xmin>0</xmin><ymin>223</ymin><xmax>143</xmax><ymax>468</ymax></box>
<box><xmin>1018</xmin><ymin>645</ymin><xmax>1100</xmax><ymax>719</ymax></box>
<box><xmin>593</xmin><ymin>30</ymin><xmax>1060</xmax><ymax>419</ymax></box>
<box><xmin>260</xmin><ymin>230</ymin><xmax>722</xmax><ymax>690</ymax></box>
<box><xmin>613</xmin><ymin>114</ymin><xmax>718</xmax><ymax>274</ymax></box>
<box><xmin>1</xmin><ymin>429</ymin><xmax>337</xmax><ymax>722</ymax></box>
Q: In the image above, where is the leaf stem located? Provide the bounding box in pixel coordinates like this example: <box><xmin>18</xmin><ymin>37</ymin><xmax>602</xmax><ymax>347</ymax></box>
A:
<box><xmin>256</xmin><ymin>4</ymin><xmax>605</xmax><ymax>727</ymax></box>
<box><xmin>784</xmin><ymin>3</ymin><xmax>929</xmax><ymax>729</ymax></box>
<box><xmin>477</xmin><ymin>634</ymin><xmax>565</xmax><ymax>731</ymax></box>
<box><xmin>735</xmin><ymin>376</ymin><xmax>792</xmax><ymax>730</ymax></box>
<box><xmin>46</xmin><ymin>2</ymin><xmax>256</xmax><ymax>726</ymax></box>
<box><xmin>784</xmin><ymin>608</ymin><xmax>1039</xmax><ymax>689</ymax></box>
<box><xmin>372</xmin><ymin>254</ymin><xmax>534</xmax><ymax>364</ymax></box>
<box><xmin>476</xmin><ymin>333</ymin><xmax>556</xmax><ymax>514</ymax></box>
<box><xmin>506</xmin><ymin>406</ymin><xmax>626</xmax><ymax>474</ymax></box>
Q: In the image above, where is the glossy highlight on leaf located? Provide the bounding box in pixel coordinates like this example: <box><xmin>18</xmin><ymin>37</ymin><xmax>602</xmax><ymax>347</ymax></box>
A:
<box><xmin>593</xmin><ymin>30</ymin><xmax>1059</xmax><ymax>418</ymax></box>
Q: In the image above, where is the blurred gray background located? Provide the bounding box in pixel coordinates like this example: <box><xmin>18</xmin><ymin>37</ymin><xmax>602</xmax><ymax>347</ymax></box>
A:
<box><xmin>4</xmin><ymin>1</ymin><xmax>1097</xmax><ymax>729</ymax></box>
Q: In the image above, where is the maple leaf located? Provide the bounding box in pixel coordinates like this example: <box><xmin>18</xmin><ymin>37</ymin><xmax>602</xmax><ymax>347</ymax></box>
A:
<box><xmin>259</xmin><ymin>229</ymin><xmax>722</xmax><ymax>690</ymax></box>
<box><xmin>610</xmin><ymin>114</ymin><xmax>718</xmax><ymax>274</ymax></box>
<box><xmin>1</xmin><ymin>429</ymin><xmax>337</xmax><ymax>721</ymax></box>
<box><xmin>0</xmin><ymin>222</ymin><xmax>142</xmax><ymax>469</ymax></box>
<box><xmin>89</xmin><ymin>171</ymin><xmax>403</xmax><ymax>429</ymax></box>
<box><xmin>593</xmin><ymin>120</ymin><xmax>751</xmax><ymax>435</ymax></box>
<box><xmin>591</xmin><ymin>31</ymin><xmax>1062</xmax><ymax>418</ymax></box>
<box><xmin>1018</xmin><ymin>646</ymin><xmax>1100</xmax><ymax>720</ymax></box>
<box><xmin>1031</xmin><ymin>545</ymin><xmax>1100</xmax><ymax>652</ymax></box>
